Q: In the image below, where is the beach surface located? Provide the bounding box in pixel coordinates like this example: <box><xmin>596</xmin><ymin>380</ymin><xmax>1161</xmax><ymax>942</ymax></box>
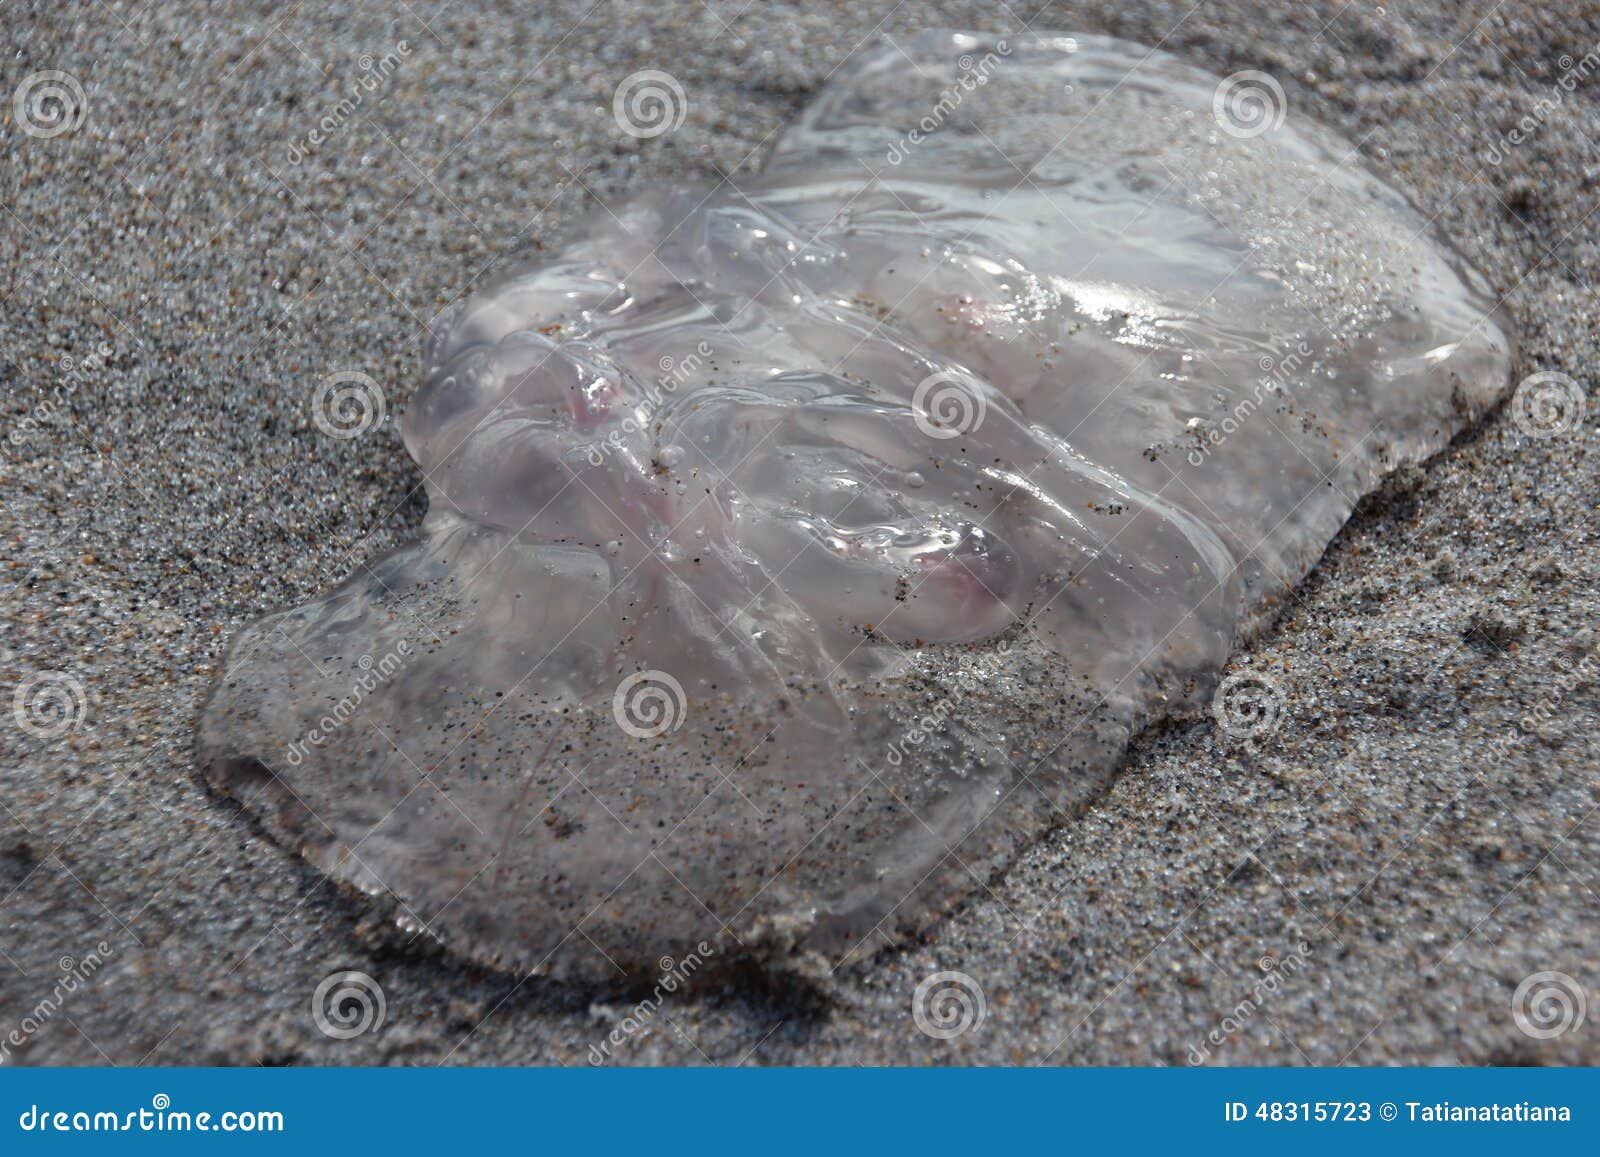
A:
<box><xmin>2</xmin><ymin>0</ymin><xmax>1597</xmax><ymax>1064</ymax></box>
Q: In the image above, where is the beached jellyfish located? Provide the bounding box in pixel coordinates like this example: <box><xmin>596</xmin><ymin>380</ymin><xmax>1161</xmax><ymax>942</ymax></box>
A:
<box><xmin>199</xmin><ymin>31</ymin><xmax>1511</xmax><ymax>978</ymax></box>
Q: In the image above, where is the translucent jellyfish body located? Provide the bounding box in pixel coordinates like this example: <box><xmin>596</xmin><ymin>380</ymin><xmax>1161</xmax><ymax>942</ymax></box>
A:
<box><xmin>200</xmin><ymin>32</ymin><xmax>1511</xmax><ymax>977</ymax></box>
